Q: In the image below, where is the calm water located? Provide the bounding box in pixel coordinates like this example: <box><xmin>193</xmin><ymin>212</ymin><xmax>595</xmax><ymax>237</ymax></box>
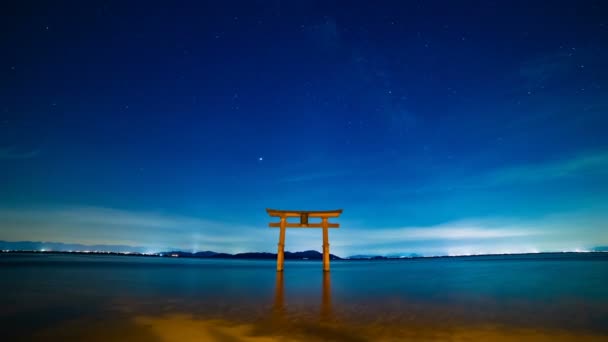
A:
<box><xmin>2</xmin><ymin>253</ymin><xmax>608</xmax><ymax>341</ymax></box>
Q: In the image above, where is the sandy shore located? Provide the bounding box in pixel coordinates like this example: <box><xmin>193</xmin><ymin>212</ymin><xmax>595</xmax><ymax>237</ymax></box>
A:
<box><xmin>30</xmin><ymin>311</ymin><xmax>608</xmax><ymax>342</ymax></box>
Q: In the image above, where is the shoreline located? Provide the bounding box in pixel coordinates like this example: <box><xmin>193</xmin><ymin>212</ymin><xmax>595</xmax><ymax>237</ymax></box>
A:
<box><xmin>1</xmin><ymin>249</ymin><xmax>607</xmax><ymax>261</ymax></box>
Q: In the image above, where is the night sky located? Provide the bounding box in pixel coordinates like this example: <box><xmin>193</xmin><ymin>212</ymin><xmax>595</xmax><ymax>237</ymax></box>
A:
<box><xmin>1</xmin><ymin>1</ymin><xmax>607</xmax><ymax>256</ymax></box>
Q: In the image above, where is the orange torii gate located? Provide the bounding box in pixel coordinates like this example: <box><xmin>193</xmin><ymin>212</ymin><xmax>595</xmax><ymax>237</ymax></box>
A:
<box><xmin>266</xmin><ymin>208</ymin><xmax>343</xmax><ymax>272</ymax></box>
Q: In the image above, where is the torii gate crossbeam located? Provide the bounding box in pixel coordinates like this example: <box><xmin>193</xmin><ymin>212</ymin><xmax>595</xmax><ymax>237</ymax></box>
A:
<box><xmin>266</xmin><ymin>208</ymin><xmax>343</xmax><ymax>272</ymax></box>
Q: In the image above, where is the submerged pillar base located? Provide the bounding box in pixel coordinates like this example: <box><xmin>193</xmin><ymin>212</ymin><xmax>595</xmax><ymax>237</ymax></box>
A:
<box><xmin>322</xmin><ymin>244</ymin><xmax>330</xmax><ymax>272</ymax></box>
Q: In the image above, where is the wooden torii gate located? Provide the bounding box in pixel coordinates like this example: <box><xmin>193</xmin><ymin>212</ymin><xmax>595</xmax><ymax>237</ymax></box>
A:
<box><xmin>266</xmin><ymin>208</ymin><xmax>343</xmax><ymax>272</ymax></box>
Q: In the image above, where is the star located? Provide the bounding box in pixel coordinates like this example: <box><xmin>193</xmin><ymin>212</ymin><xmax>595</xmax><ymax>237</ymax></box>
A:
<box><xmin>258</xmin><ymin>157</ymin><xmax>263</xmax><ymax>161</ymax></box>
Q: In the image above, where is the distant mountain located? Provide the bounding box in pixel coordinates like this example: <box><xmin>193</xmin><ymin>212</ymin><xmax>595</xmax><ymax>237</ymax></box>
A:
<box><xmin>0</xmin><ymin>240</ymin><xmax>343</xmax><ymax>260</ymax></box>
<box><xmin>286</xmin><ymin>250</ymin><xmax>342</xmax><ymax>260</ymax></box>
<box><xmin>348</xmin><ymin>253</ymin><xmax>422</xmax><ymax>259</ymax></box>
<box><xmin>386</xmin><ymin>252</ymin><xmax>423</xmax><ymax>258</ymax></box>
<box><xmin>160</xmin><ymin>249</ymin><xmax>342</xmax><ymax>260</ymax></box>
<box><xmin>3</xmin><ymin>241</ymin><xmax>608</xmax><ymax>261</ymax></box>
<box><xmin>0</xmin><ymin>240</ymin><xmax>150</xmax><ymax>253</ymax></box>
<box><xmin>194</xmin><ymin>251</ymin><xmax>219</xmax><ymax>257</ymax></box>
<box><xmin>349</xmin><ymin>255</ymin><xmax>390</xmax><ymax>260</ymax></box>
<box><xmin>348</xmin><ymin>254</ymin><xmax>380</xmax><ymax>259</ymax></box>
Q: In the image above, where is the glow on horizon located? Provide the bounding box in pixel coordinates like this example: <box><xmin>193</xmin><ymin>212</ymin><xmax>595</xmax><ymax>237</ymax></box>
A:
<box><xmin>1</xmin><ymin>204</ymin><xmax>607</xmax><ymax>257</ymax></box>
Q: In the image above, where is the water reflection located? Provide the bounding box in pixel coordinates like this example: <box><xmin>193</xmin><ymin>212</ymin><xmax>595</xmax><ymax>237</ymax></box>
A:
<box><xmin>272</xmin><ymin>271</ymin><xmax>333</xmax><ymax>323</ymax></box>
<box><xmin>272</xmin><ymin>271</ymin><xmax>284</xmax><ymax>319</ymax></box>
<box><xmin>321</xmin><ymin>271</ymin><xmax>332</xmax><ymax>322</ymax></box>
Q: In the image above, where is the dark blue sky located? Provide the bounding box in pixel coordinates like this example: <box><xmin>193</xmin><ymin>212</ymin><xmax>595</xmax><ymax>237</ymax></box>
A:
<box><xmin>1</xmin><ymin>1</ymin><xmax>607</xmax><ymax>256</ymax></box>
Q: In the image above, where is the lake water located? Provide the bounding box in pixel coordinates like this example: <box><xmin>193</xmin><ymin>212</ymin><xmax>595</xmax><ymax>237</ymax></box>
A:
<box><xmin>2</xmin><ymin>253</ymin><xmax>608</xmax><ymax>341</ymax></box>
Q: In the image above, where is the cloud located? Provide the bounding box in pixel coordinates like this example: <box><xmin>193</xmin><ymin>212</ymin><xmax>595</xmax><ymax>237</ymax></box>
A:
<box><xmin>0</xmin><ymin>146</ymin><xmax>40</xmax><ymax>159</ymax></box>
<box><xmin>277</xmin><ymin>170</ymin><xmax>348</xmax><ymax>183</ymax></box>
<box><xmin>0</xmin><ymin>206</ymin><xmax>273</xmax><ymax>253</ymax></box>
<box><xmin>518</xmin><ymin>52</ymin><xmax>574</xmax><ymax>90</ymax></box>
<box><xmin>330</xmin><ymin>209</ymin><xmax>608</xmax><ymax>257</ymax></box>
<box><xmin>409</xmin><ymin>150</ymin><xmax>608</xmax><ymax>195</ymax></box>
<box><xmin>1</xmin><ymin>203</ymin><xmax>606</xmax><ymax>258</ymax></box>
<box><xmin>486</xmin><ymin>151</ymin><xmax>608</xmax><ymax>186</ymax></box>
<box><xmin>370</xmin><ymin>223</ymin><xmax>537</xmax><ymax>241</ymax></box>
<box><xmin>337</xmin><ymin>218</ymin><xmax>540</xmax><ymax>247</ymax></box>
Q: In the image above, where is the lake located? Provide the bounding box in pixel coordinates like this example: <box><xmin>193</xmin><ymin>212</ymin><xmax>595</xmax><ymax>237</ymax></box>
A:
<box><xmin>2</xmin><ymin>253</ymin><xmax>608</xmax><ymax>341</ymax></box>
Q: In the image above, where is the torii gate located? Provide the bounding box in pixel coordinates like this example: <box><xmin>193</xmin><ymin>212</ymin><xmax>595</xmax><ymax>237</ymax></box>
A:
<box><xmin>266</xmin><ymin>208</ymin><xmax>343</xmax><ymax>272</ymax></box>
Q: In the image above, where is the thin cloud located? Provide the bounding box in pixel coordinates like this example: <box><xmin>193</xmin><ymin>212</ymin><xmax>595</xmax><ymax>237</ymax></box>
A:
<box><xmin>486</xmin><ymin>151</ymin><xmax>608</xmax><ymax>186</ymax></box>
<box><xmin>0</xmin><ymin>146</ymin><xmax>40</xmax><ymax>159</ymax></box>
<box><xmin>518</xmin><ymin>51</ymin><xmax>574</xmax><ymax>90</ymax></box>
<box><xmin>342</xmin><ymin>218</ymin><xmax>541</xmax><ymax>245</ymax></box>
<box><xmin>408</xmin><ymin>150</ymin><xmax>608</xmax><ymax>194</ymax></box>
<box><xmin>2</xmin><ymin>204</ymin><xmax>606</xmax><ymax>258</ymax></box>
<box><xmin>0</xmin><ymin>206</ymin><xmax>271</xmax><ymax>253</ymax></box>
<box><xmin>277</xmin><ymin>170</ymin><xmax>349</xmax><ymax>183</ymax></box>
<box><xmin>331</xmin><ymin>209</ymin><xmax>608</xmax><ymax>256</ymax></box>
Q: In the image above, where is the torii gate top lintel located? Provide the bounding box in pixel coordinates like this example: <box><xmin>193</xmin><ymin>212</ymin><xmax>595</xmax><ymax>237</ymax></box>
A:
<box><xmin>266</xmin><ymin>208</ymin><xmax>343</xmax><ymax>217</ymax></box>
<box><xmin>266</xmin><ymin>208</ymin><xmax>343</xmax><ymax>272</ymax></box>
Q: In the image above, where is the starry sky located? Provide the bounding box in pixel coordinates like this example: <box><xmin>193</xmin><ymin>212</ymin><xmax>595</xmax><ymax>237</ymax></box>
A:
<box><xmin>1</xmin><ymin>1</ymin><xmax>608</xmax><ymax>256</ymax></box>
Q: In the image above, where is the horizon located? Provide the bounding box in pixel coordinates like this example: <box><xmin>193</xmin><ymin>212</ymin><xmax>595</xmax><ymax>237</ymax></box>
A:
<box><xmin>1</xmin><ymin>239</ymin><xmax>607</xmax><ymax>259</ymax></box>
<box><xmin>2</xmin><ymin>1</ymin><xmax>608</xmax><ymax>256</ymax></box>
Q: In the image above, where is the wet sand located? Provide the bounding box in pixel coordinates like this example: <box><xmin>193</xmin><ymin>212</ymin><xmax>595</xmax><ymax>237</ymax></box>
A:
<box><xmin>30</xmin><ymin>311</ymin><xmax>608</xmax><ymax>342</ymax></box>
<box><xmin>24</xmin><ymin>272</ymin><xmax>608</xmax><ymax>341</ymax></box>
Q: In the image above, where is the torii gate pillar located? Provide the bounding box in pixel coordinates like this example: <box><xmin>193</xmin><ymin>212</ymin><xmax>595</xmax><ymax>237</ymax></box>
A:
<box><xmin>267</xmin><ymin>209</ymin><xmax>343</xmax><ymax>272</ymax></box>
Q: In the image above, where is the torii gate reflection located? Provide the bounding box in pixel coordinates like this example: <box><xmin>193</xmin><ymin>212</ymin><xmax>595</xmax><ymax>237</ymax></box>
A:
<box><xmin>273</xmin><ymin>271</ymin><xmax>332</xmax><ymax>322</ymax></box>
<box><xmin>266</xmin><ymin>209</ymin><xmax>343</xmax><ymax>272</ymax></box>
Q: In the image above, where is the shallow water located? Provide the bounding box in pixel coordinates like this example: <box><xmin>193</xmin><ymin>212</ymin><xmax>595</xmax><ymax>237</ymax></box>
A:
<box><xmin>1</xmin><ymin>253</ymin><xmax>608</xmax><ymax>341</ymax></box>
